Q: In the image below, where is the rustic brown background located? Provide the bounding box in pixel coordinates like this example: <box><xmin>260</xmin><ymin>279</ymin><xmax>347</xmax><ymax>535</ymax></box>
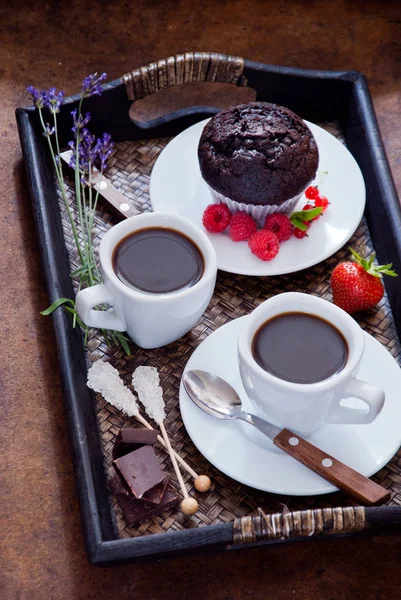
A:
<box><xmin>1</xmin><ymin>1</ymin><xmax>401</xmax><ymax>598</ymax></box>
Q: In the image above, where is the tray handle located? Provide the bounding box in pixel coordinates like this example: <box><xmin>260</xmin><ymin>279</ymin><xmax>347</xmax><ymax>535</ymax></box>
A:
<box><xmin>123</xmin><ymin>52</ymin><xmax>248</xmax><ymax>101</ymax></box>
<box><xmin>233</xmin><ymin>506</ymin><xmax>366</xmax><ymax>544</ymax></box>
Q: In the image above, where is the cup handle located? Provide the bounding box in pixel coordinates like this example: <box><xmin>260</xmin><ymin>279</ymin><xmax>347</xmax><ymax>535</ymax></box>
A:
<box><xmin>75</xmin><ymin>284</ymin><xmax>126</xmax><ymax>332</ymax></box>
<box><xmin>327</xmin><ymin>378</ymin><xmax>385</xmax><ymax>425</ymax></box>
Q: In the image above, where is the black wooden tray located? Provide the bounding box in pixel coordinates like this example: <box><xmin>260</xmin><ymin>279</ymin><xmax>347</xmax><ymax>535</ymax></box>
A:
<box><xmin>16</xmin><ymin>53</ymin><xmax>401</xmax><ymax>566</ymax></box>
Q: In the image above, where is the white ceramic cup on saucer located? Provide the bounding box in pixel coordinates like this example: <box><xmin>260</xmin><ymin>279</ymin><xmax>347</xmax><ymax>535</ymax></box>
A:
<box><xmin>76</xmin><ymin>212</ymin><xmax>217</xmax><ymax>349</ymax></box>
<box><xmin>238</xmin><ymin>292</ymin><xmax>385</xmax><ymax>437</ymax></box>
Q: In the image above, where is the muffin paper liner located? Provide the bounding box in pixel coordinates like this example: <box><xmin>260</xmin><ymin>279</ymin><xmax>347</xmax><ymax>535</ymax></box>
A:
<box><xmin>208</xmin><ymin>187</ymin><xmax>303</xmax><ymax>227</ymax></box>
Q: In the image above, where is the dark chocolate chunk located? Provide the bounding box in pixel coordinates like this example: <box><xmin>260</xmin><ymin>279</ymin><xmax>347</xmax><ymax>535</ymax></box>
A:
<box><xmin>141</xmin><ymin>476</ymin><xmax>169</xmax><ymax>505</ymax></box>
<box><xmin>109</xmin><ymin>475</ymin><xmax>179</xmax><ymax>527</ymax></box>
<box><xmin>113</xmin><ymin>445</ymin><xmax>166</xmax><ymax>499</ymax></box>
<box><xmin>113</xmin><ymin>428</ymin><xmax>159</xmax><ymax>460</ymax></box>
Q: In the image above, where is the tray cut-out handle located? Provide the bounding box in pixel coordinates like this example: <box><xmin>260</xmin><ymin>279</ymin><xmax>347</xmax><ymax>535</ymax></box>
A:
<box><xmin>123</xmin><ymin>52</ymin><xmax>248</xmax><ymax>101</ymax></box>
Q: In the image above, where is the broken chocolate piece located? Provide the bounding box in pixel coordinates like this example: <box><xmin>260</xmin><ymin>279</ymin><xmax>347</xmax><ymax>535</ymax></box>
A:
<box><xmin>141</xmin><ymin>476</ymin><xmax>169</xmax><ymax>505</ymax></box>
<box><xmin>110</xmin><ymin>474</ymin><xmax>179</xmax><ymax>527</ymax></box>
<box><xmin>113</xmin><ymin>428</ymin><xmax>159</xmax><ymax>460</ymax></box>
<box><xmin>113</xmin><ymin>445</ymin><xmax>166</xmax><ymax>499</ymax></box>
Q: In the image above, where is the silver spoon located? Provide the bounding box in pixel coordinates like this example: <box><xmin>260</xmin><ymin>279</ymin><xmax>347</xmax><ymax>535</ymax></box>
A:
<box><xmin>182</xmin><ymin>369</ymin><xmax>390</xmax><ymax>506</ymax></box>
<box><xmin>183</xmin><ymin>369</ymin><xmax>282</xmax><ymax>440</ymax></box>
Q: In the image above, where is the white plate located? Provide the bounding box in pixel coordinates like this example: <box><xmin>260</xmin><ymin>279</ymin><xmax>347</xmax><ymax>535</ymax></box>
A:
<box><xmin>179</xmin><ymin>317</ymin><xmax>401</xmax><ymax>495</ymax></box>
<box><xmin>150</xmin><ymin>119</ymin><xmax>366</xmax><ymax>276</ymax></box>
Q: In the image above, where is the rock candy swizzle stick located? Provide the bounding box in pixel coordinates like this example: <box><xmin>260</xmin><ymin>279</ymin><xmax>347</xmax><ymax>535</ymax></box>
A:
<box><xmin>87</xmin><ymin>361</ymin><xmax>211</xmax><ymax>492</ymax></box>
<box><xmin>132</xmin><ymin>366</ymin><xmax>210</xmax><ymax>515</ymax></box>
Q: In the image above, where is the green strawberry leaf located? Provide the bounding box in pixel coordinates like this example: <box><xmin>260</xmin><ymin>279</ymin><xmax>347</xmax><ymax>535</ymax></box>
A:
<box><xmin>367</xmin><ymin>252</ymin><xmax>376</xmax><ymax>269</ymax></box>
<box><xmin>348</xmin><ymin>247</ymin><xmax>398</xmax><ymax>278</ymax></box>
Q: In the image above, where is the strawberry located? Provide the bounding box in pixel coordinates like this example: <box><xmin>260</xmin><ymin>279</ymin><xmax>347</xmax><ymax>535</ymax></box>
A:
<box><xmin>331</xmin><ymin>248</ymin><xmax>397</xmax><ymax>314</ymax></box>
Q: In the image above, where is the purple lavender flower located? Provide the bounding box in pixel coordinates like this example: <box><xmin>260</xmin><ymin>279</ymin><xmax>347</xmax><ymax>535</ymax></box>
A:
<box><xmin>68</xmin><ymin>127</ymin><xmax>99</xmax><ymax>179</ymax></box>
<box><xmin>95</xmin><ymin>133</ymin><xmax>114</xmax><ymax>171</ymax></box>
<box><xmin>42</xmin><ymin>123</ymin><xmax>55</xmax><ymax>137</ymax></box>
<box><xmin>43</xmin><ymin>87</ymin><xmax>65</xmax><ymax>113</ymax></box>
<box><xmin>27</xmin><ymin>86</ymin><xmax>64</xmax><ymax>112</ymax></box>
<box><xmin>81</xmin><ymin>72</ymin><xmax>107</xmax><ymax>97</ymax></box>
<box><xmin>27</xmin><ymin>86</ymin><xmax>46</xmax><ymax>108</ymax></box>
<box><xmin>71</xmin><ymin>110</ymin><xmax>91</xmax><ymax>139</ymax></box>
<box><xmin>68</xmin><ymin>143</ymin><xmax>76</xmax><ymax>169</ymax></box>
<box><xmin>79</xmin><ymin>129</ymin><xmax>97</xmax><ymax>173</ymax></box>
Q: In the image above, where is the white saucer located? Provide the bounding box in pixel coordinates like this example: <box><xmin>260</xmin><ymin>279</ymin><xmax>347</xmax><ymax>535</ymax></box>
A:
<box><xmin>150</xmin><ymin>119</ymin><xmax>366</xmax><ymax>276</ymax></box>
<box><xmin>179</xmin><ymin>317</ymin><xmax>401</xmax><ymax>496</ymax></box>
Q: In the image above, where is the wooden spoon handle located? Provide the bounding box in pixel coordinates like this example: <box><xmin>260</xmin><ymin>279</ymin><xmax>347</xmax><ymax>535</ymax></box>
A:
<box><xmin>60</xmin><ymin>150</ymin><xmax>139</xmax><ymax>220</ymax></box>
<box><xmin>274</xmin><ymin>429</ymin><xmax>390</xmax><ymax>506</ymax></box>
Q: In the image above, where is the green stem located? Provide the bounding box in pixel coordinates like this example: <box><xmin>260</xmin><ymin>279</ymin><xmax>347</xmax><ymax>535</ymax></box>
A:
<box><xmin>81</xmin><ymin>184</ymin><xmax>94</xmax><ymax>286</ymax></box>
<box><xmin>53</xmin><ymin>112</ymin><xmax>63</xmax><ymax>180</ymax></box>
<box><xmin>89</xmin><ymin>175</ymin><xmax>101</xmax><ymax>230</ymax></box>
<box><xmin>88</xmin><ymin>171</ymin><xmax>100</xmax><ymax>284</ymax></box>
<box><xmin>86</xmin><ymin>164</ymin><xmax>103</xmax><ymax>283</ymax></box>
<box><xmin>74</xmin><ymin>98</ymin><xmax>85</xmax><ymax>262</ymax></box>
<box><xmin>38</xmin><ymin>108</ymin><xmax>84</xmax><ymax>264</ymax></box>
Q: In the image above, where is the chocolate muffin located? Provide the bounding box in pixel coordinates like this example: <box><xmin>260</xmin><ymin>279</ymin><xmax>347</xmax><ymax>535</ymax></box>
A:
<box><xmin>198</xmin><ymin>102</ymin><xmax>319</xmax><ymax>222</ymax></box>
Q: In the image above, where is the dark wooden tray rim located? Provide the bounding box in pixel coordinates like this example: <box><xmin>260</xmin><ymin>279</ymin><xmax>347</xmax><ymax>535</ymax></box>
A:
<box><xmin>16</xmin><ymin>54</ymin><xmax>401</xmax><ymax>566</ymax></box>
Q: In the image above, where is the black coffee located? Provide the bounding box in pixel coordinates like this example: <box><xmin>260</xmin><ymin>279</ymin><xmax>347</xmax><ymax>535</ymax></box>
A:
<box><xmin>252</xmin><ymin>312</ymin><xmax>348</xmax><ymax>384</ymax></box>
<box><xmin>112</xmin><ymin>227</ymin><xmax>204</xmax><ymax>294</ymax></box>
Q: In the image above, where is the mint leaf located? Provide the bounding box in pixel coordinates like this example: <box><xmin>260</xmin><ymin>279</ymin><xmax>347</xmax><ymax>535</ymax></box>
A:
<box><xmin>290</xmin><ymin>219</ymin><xmax>308</xmax><ymax>231</ymax></box>
<box><xmin>291</xmin><ymin>207</ymin><xmax>323</xmax><ymax>222</ymax></box>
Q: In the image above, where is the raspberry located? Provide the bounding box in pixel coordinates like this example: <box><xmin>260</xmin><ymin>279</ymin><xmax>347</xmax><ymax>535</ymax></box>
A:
<box><xmin>248</xmin><ymin>230</ymin><xmax>280</xmax><ymax>261</ymax></box>
<box><xmin>264</xmin><ymin>214</ymin><xmax>293</xmax><ymax>242</ymax></box>
<box><xmin>229</xmin><ymin>212</ymin><xmax>257</xmax><ymax>242</ymax></box>
<box><xmin>202</xmin><ymin>204</ymin><xmax>232</xmax><ymax>233</ymax></box>
<box><xmin>315</xmin><ymin>194</ymin><xmax>329</xmax><ymax>210</ymax></box>
<box><xmin>305</xmin><ymin>186</ymin><xmax>319</xmax><ymax>199</ymax></box>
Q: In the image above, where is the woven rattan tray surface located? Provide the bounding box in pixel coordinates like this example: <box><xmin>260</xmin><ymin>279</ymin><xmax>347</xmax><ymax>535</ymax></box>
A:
<box><xmin>57</xmin><ymin>122</ymin><xmax>401</xmax><ymax>541</ymax></box>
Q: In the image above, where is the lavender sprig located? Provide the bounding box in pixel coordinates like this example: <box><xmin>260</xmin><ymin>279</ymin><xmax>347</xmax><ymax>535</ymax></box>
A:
<box><xmin>27</xmin><ymin>85</ymin><xmax>82</xmax><ymax>263</ymax></box>
<box><xmin>95</xmin><ymin>132</ymin><xmax>114</xmax><ymax>171</ymax></box>
<box><xmin>81</xmin><ymin>72</ymin><xmax>107</xmax><ymax>97</ymax></box>
<box><xmin>27</xmin><ymin>86</ymin><xmax>64</xmax><ymax>113</ymax></box>
<box><xmin>26</xmin><ymin>86</ymin><xmax>46</xmax><ymax>108</ymax></box>
<box><xmin>71</xmin><ymin>109</ymin><xmax>91</xmax><ymax>136</ymax></box>
<box><xmin>68</xmin><ymin>128</ymin><xmax>97</xmax><ymax>174</ymax></box>
<box><xmin>27</xmin><ymin>74</ymin><xmax>129</xmax><ymax>353</ymax></box>
<box><xmin>43</xmin><ymin>87</ymin><xmax>65</xmax><ymax>113</ymax></box>
<box><xmin>43</xmin><ymin>123</ymin><xmax>55</xmax><ymax>137</ymax></box>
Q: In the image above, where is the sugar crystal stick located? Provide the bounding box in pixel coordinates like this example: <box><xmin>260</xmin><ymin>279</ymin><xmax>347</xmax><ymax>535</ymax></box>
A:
<box><xmin>132</xmin><ymin>367</ymin><xmax>209</xmax><ymax>515</ymax></box>
<box><xmin>87</xmin><ymin>360</ymin><xmax>139</xmax><ymax>416</ymax></box>
<box><xmin>87</xmin><ymin>361</ymin><xmax>202</xmax><ymax>483</ymax></box>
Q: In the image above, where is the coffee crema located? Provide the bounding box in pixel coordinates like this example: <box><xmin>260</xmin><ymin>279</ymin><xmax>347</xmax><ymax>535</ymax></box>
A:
<box><xmin>252</xmin><ymin>311</ymin><xmax>348</xmax><ymax>384</ymax></box>
<box><xmin>112</xmin><ymin>227</ymin><xmax>204</xmax><ymax>294</ymax></box>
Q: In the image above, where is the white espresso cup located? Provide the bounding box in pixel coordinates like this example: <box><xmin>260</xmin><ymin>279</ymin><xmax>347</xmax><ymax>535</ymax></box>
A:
<box><xmin>238</xmin><ymin>292</ymin><xmax>385</xmax><ymax>437</ymax></box>
<box><xmin>76</xmin><ymin>212</ymin><xmax>217</xmax><ymax>349</ymax></box>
